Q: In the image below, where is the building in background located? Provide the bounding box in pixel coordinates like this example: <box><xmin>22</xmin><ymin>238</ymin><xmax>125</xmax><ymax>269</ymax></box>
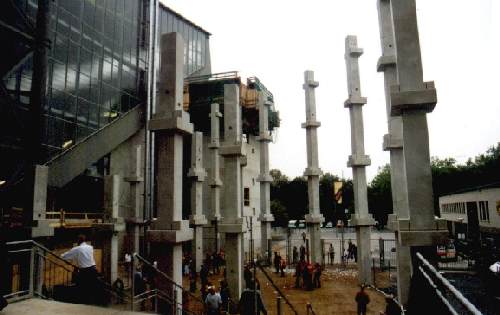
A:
<box><xmin>439</xmin><ymin>184</ymin><xmax>500</xmax><ymax>244</ymax></box>
<box><xmin>0</xmin><ymin>0</ymin><xmax>277</xmax><ymax>288</ymax></box>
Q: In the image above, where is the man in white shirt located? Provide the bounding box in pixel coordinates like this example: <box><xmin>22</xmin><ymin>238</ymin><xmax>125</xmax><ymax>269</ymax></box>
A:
<box><xmin>62</xmin><ymin>235</ymin><xmax>97</xmax><ymax>304</ymax></box>
<box><xmin>205</xmin><ymin>286</ymin><xmax>222</xmax><ymax>315</ymax></box>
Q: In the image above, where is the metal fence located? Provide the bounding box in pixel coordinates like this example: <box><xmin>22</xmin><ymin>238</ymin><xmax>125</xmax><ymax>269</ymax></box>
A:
<box><xmin>410</xmin><ymin>252</ymin><xmax>482</xmax><ymax>315</ymax></box>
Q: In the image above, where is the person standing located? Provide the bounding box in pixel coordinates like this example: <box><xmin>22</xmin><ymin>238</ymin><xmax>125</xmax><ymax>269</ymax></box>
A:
<box><xmin>313</xmin><ymin>263</ymin><xmax>321</xmax><ymax>288</ymax></box>
<box><xmin>189</xmin><ymin>260</ymin><xmax>197</xmax><ymax>293</ymax></box>
<box><xmin>273</xmin><ymin>252</ymin><xmax>281</xmax><ymax>273</ymax></box>
<box><xmin>292</xmin><ymin>246</ymin><xmax>298</xmax><ymax>265</ymax></box>
<box><xmin>355</xmin><ymin>285</ymin><xmax>370</xmax><ymax>315</ymax></box>
<box><xmin>328</xmin><ymin>244</ymin><xmax>335</xmax><ymax>265</ymax></box>
<box><xmin>61</xmin><ymin>234</ymin><xmax>98</xmax><ymax>304</ymax></box>
<box><xmin>244</xmin><ymin>264</ymin><xmax>253</xmax><ymax>289</ymax></box>
<box><xmin>200</xmin><ymin>261</ymin><xmax>209</xmax><ymax>288</ymax></box>
<box><xmin>381</xmin><ymin>295</ymin><xmax>401</xmax><ymax>315</ymax></box>
<box><xmin>238</xmin><ymin>282</ymin><xmax>267</xmax><ymax>315</ymax></box>
<box><xmin>205</xmin><ymin>286</ymin><xmax>222</xmax><ymax>315</ymax></box>
<box><xmin>219</xmin><ymin>280</ymin><xmax>230</xmax><ymax>314</ymax></box>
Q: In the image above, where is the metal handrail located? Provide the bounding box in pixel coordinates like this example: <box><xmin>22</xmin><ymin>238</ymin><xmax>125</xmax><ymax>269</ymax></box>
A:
<box><xmin>415</xmin><ymin>252</ymin><xmax>482</xmax><ymax>315</ymax></box>
<box><xmin>256</xmin><ymin>261</ymin><xmax>300</xmax><ymax>315</ymax></box>
<box><xmin>133</xmin><ymin>253</ymin><xmax>205</xmax><ymax>305</ymax></box>
<box><xmin>5</xmin><ymin>240</ymin><xmax>134</xmax><ymax>306</ymax></box>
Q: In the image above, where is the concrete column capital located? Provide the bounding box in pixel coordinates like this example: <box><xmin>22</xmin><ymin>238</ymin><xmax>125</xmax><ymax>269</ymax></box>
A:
<box><xmin>304</xmin><ymin>213</ymin><xmax>325</xmax><ymax>224</ymax></box>
<box><xmin>303</xmin><ymin>167</ymin><xmax>322</xmax><ymax>177</ymax></box>
<box><xmin>301</xmin><ymin>121</ymin><xmax>321</xmax><ymax>129</ymax></box>
<box><xmin>147</xmin><ymin>228</ymin><xmax>193</xmax><ymax>244</ymax></box>
<box><xmin>258</xmin><ymin>214</ymin><xmax>275</xmax><ymax>222</ymax></box>
<box><xmin>256</xmin><ymin>134</ymin><xmax>273</xmax><ymax>142</ymax></box>
<box><xmin>348</xmin><ymin>214</ymin><xmax>376</xmax><ymax>227</ymax></box>
<box><xmin>187</xmin><ymin>168</ymin><xmax>207</xmax><ymax>181</ymax></box>
<box><xmin>189</xmin><ymin>214</ymin><xmax>208</xmax><ymax>226</ymax></box>
<box><xmin>220</xmin><ymin>143</ymin><xmax>246</xmax><ymax>157</ymax></box>
<box><xmin>376</xmin><ymin>55</ymin><xmax>397</xmax><ymax>72</ymax></box>
<box><xmin>390</xmin><ymin>81</ymin><xmax>437</xmax><ymax>116</ymax></box>
<box><xmin>382</xmin><ymin>134</ymin><xmax>403</xmax><ymax>151</ymax></box>
<box><xmin>256</xmin><ymin>174</ymin><xmax>273</xmax><ymax>183</ymax></box>
<box><xmin>148</xmin><ymin>110</ymin><xmax>194</xmax><ymax>134</ymax></box>
<box><xmin>347</xmin><ymin>155</ymin><xmax>371</xmax><ymax>167</ymax></box>
<box><xmin>344</xmin><ymin>97</ymin><xmax>367</xmax><ymax>108</ymax></box>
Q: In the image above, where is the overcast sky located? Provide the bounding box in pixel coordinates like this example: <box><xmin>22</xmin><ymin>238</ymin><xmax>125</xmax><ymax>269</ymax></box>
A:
<box><xmin>163</xmin><ymin>0</ymin><xmax>499</xmax><ymax>182</ymax></box>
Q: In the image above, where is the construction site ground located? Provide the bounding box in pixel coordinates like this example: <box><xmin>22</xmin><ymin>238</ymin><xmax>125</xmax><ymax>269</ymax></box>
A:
<box><xmin>188</xmin><ymin>265</ymin><xmax>391</xmax><ymax>315</ymax></box>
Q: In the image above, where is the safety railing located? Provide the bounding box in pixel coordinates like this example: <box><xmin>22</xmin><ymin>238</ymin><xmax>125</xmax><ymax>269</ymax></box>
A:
<box><xmin>256</xmin><ymin>260</ymin><xmax>300</xmax><ymax>315</ymax></box>
<box><xmin>4</xmin><ymin>240</ymin><xmax>133</xmax><ymax>307</ymax></box>
<box><xmin>413</xmin><ymin>252</ymin><xmax>482</xmax><ymax>315</ymax></box>
<box><xmin>4</xmin><ymin>240</ymin><xmax>77</xmax><ymax>302</ymax></box>
<box><xmin>132</xmin><ymin>253</ymin><xmax>205</xmax><ymax>314</ymax></box>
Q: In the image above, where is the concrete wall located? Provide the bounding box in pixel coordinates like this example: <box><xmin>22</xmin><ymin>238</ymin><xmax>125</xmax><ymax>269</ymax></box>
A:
<box><xmin>439</xmin><ymin>187</ymin><xmax>500</xmax><ymax>230</ymax></box>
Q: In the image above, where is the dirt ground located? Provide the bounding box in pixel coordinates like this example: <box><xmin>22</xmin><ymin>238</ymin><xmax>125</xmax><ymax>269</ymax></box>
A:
<box><xmin>255</xmin><ymin>265</ymin><xmax>388</xmax><ymax>315</ymax></box>
<box><xmin>185</xmin><ymin>265</ymin><xmax>391</xmax><ymax>315</ymax></box>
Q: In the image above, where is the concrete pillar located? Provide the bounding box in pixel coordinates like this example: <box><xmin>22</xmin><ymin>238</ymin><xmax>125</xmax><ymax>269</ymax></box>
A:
<box><xmin>219</xmin><ymin>84</ymin><xmax>247</xmax><ymax>299</ymax></box>
<box><xmin>257</xmin><ymin>92</ymin><xmax>274</xmax><ymax>260</ymax></box>
<box><xmin>103</xmin><ymin>175</ymin><xmax>121</xmax><ymax>283</ymax></box>
<box><xmin>343</xmin><ymin>36</ymin><xmax>376</xmax><ymax>285</ymax></box>
<box><xmin>376</xmin><ymin>0</ymin><xmax>411</xmax><ymax>304</ymax></box>
<box><xmin>25</xmin><ymin>165</ymin><xmax>54</xmax><ymax>238</ymax></box>
<box><xmin>147</xmin><ymin>32</ymin><xmax>193</xmax><ymax>305</ymax></box>
<box><xmin>387</xmin><ymin>0</ymin><xmax>447</xmax><ymax>242</ymax></box>
<box><xmin>124</xmin><ymin>145</ymin><xmax>144</xmax><ymax>255</ymax></box>
<box><xmin>208</xmin><ymin>103</ymin><xmax>223</xmax><ymax>254</ymax></box>
<box><xmin>188</xmin><ymin>132</ymin><xmax>208</xmax><ymax>273</ymax></box>
<box><xmin>301</xmin><ymin>70</ymin><xmax>324</xmax><ymax>264</ymax></box>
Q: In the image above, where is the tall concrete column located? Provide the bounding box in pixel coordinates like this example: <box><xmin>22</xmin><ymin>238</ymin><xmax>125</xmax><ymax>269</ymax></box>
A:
<box><xmin>103</xmin><ymin>175</ymin><xmax>122</xmax><ymax>283</ymax></box>
<box><xmin>257</xmin><ymin>93</ymin><xmax>274</xmax><ymax>261</ymax></box>
<box><xmin>343</xmin><ymin>36</ymin><xmax>376</xmax><ymax>285</ymax></box>
<box><xmin>208</xmin><ymin>103</ymin><xmax>223</xmax><ymax>253</ymax></box>
<box><xmin>388</xmin><ymin>0</ymin><xmax>447</xmax><ymax>267</ymax></box>
<box><xmin>147</xmin><ymin>32</ymin><xmax>193</xmax><ymax>305</ymax></box>
<box><xmin>302</xmin><ymin>71</ymin><xmax>324</xmax><ymax>264</ymax></box>
<box><xmin>219</xmin><ymin>84</ymin><xmax>247</xmax><ymax>299</ymax></box>
<box><xmin>25</xmin><ymin>165</ymin><xmax>54</xmax><ymax>238</ymax></box>
<box><xmin>125</xmin><ymin>145</ymin><xmax>144</xmax><ymax>255</ymax></box>
<box><xmin>188</xmin><ymin>132</ymin><xmax>208</xmax><ymax>273</ymax></box>
<box><xmin>376</xmin><ymin>0</ymin><xmax>411</xmax><ymax>304</ymax></box>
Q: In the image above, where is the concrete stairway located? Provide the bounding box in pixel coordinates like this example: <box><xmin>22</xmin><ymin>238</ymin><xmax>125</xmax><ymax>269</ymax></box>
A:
<box><xmin>0</xmin><ymin>298</ymin><xmax>147</xmax><ymax>315</ymax></box>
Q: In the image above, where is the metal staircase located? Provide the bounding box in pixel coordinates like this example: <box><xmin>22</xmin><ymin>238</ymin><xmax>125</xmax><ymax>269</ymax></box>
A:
<box><xmin>3</xmin><ymin>240</ymin><xmax>204</xmax><ymax>314</ymax></box>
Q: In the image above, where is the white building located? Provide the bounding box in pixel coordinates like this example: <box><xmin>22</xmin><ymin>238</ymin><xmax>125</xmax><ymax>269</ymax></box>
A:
<box><xmin>439</xmin><ymin>185</ymin><xmax>500</xmax><ymax>240</ymax></box>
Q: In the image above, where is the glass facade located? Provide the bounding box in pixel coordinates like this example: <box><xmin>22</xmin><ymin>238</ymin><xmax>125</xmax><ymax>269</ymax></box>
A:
<box><xmin>157</xmin><ymin>4</ymin><xmax>210</xmax><ymax>77</ymax></box>
<box><xmin>1</xmin><ymin>0</ymin><xmax>211</xmax><ymax>183</ymax></box>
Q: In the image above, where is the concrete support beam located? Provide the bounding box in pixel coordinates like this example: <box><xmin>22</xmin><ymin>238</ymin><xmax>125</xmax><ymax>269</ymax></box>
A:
<box><xmin>219</xmin><ymin>84</ymin><xmax>247</xmax><ymax>299</ymax></box>
<box><xmin>124</xmin><ymin>145</ymin><xmax>144</xmax><ymax>255</ymax></box>
<box><xmin>188</xmin><ymin>131</ymin><xmax>208</xmax><ymax>273</ymax></box>
<box><xmin>376</xmin><ymin>0</ymin><xmax>412</xmax><ymax>304</ymax></box>
<box><xmin>147</xmin><ymin>32</ymin><xmax>193</xmax><ymax>305</ymax></box>
<box><xmin>208</xmin><ymin>103</ymin><xmax>223</xmax><ymax>253</ymax></box>
<box><xmin>257</xmin><ymin>92</ymin><xmax>274</xmax><ymax>260</ymax></box>
<box><xmin>389</xmin><ymin>0</ymin><xmax>447</xmax><ymax>240</ymax></box>
<box><xmin>344</xmin><ymin>36</ymin><xmax>375</xmax><ymax>285</ymax></box>
<box><xmin>103</xmin><ymin>175</ymin><xmax>121</xmax><ymax>283</ymax></box>
<box><xmin>302</xmin><ymin>70</ymin><xmax>324</xmax><ymax>264</ymax></box>
<box><xmin>24</xmin><ymin>165</ymin><xmax>54</xmax><ymax>238</ymax></box>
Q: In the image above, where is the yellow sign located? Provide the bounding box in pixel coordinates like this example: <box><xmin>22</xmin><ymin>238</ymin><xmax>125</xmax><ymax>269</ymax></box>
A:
<box><xmin>334</xmin><ymin>181</ymin><xmax>343</xmax><ymax>204</ymax></box>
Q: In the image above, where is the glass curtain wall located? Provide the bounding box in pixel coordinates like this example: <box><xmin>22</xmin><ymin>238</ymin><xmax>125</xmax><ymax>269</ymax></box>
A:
<box><xmin>3</xmin><ymin>0</ymin><xmax>147</xmax><ymax>161</ymax></box>
<box><xmin>157</xmin><ymin>4</ymin><xmax>210</xmax><ymax>77</ymax></box>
